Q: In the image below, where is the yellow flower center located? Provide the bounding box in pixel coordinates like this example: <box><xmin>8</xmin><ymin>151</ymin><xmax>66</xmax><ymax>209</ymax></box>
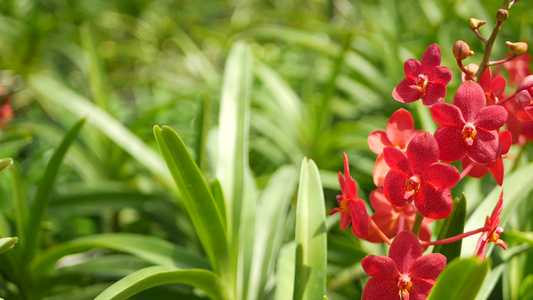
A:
<box><xmin>398</xmin><ymin>275</ymin><xmax>412</xmax><ymax>295</ymax></box>
<box><xmin>462</xmin><ymin>123</ymin><xmax>477</xmax><ymax>146</ymax></box>
<box><xmin>416</xmin><ymin>74</ymin><xmax>428</xmax><ymax>98</ymax></box>
<box><xmin>403</xmin><ymin>176</ymin><xmax>420</xmax><ymax>203</ymax></box>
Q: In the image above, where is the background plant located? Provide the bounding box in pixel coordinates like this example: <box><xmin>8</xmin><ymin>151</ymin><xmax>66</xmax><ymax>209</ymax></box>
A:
<box><xmin>0</xmin><ymin>0</ymin><xmax>531</xmax><ymax>299</ymax></box>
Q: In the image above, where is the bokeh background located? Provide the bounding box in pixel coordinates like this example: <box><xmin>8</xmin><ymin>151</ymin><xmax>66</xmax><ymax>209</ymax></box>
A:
<box><xmin>0</xmin><ymin>0</ymin><xmax>532</xmax><ymax>299</ymax></box>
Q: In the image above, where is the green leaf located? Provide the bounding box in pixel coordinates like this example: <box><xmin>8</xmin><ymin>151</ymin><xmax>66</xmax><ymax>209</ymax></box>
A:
<box><xmin>213</xmin><ymin>41</ymin><xmax>253</xmax><ymax>298</ymax></box>
<box><xmin>427</xmin><ymin>257</ymin><xmax>489</xmax><ymax>300</ymax></box>
<box><xmin>462</xmin><ymin>163</ymin><xmax>533</xmax><ymax>257</ymax></box>
<box><xmin>95</xmin><ymin>266</ymin><xmax>228</xmax><ymax>300</ymax></box>
<box><xmin>247</xmin><ymin>166</ymin><xmax>298</xmax><ymax>300</ymax></box>
<box><xmin>0</xmin><ymin>237</ymin><xmax>18</xmax><ymax>255</ymax></box>
<box><xmin>501</xmin><ymin>231</ymin><xmax>533</xmax><ymax>246</ymax></box>
<box><xmin>274</xmin><ymin>242</ymin><xmax>296</xmax><ymax>300</ymax></box>
<box><xmin>153</xmin><ymin>126</ymin><xmax>230</xmax><ymax>279</ymax></box>
<box><xmin>24</xmin><ymin>118</ymin><xmax>86</xmax><ymax>262</ymax></box>
<box><xmin>27</xmin><ymin>75</ymin><xmax>173</xmax><ymax>189</ymax></box>
<box><xmin>31</xmin><ymin>233</ymin><xmax>209</xmax><ymax>275</ymax></box>
<box><xmin>475</xmin><ymin>264</ymin><xmax>505</xmax><ymax>300</ymax></box>
<box><xmin>294</xmin><ymin>158</ymin><xmax>327</xmax><ymax>300</ymax></box>
<box><xmin>0</xmin><ymin>157</ymin><xmax>12</xmax><ymax>173</ymax></box>
<box><xmin>433</xmin><ymin>193</ymin><xmax>466</xmax><ymax>262</ymax></box>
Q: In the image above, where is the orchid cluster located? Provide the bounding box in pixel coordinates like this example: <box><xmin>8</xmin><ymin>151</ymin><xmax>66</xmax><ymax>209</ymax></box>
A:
<box><xmin>329</xmin><ymin>2</ymin><xmax>531</xmax><ymax>299</ymax></box>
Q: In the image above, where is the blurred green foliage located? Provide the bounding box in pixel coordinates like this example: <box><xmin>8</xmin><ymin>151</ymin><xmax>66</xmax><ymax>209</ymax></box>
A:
<box><xmin>0</xmin><ymin>0</ymin><xmax>532</xmax><ymax>299</ymax></box>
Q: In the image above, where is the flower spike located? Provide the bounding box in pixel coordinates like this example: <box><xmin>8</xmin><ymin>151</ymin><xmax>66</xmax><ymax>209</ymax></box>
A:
<box><xmin>329</xmin><ymin>153</ymin><xmax>370</xmax><ymax>239</ymax></box>
<box><xmin>474</xmin><ymin>190</ymin><xmax>507</xmax><ymax>259</ymax></box>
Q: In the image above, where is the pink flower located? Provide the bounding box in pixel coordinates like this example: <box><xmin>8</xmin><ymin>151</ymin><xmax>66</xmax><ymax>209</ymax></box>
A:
<box><xmin>392</xmin><ymin>44</ymin><xmax>452</xmax><ymax>106</ymax></box>
<box><xmin>362</xmin><ymin>231</ymin><xmax>446</xmax><ymax>300</ymax></box>
<box><xmin>430</xmin><ymin>81</ymin><xmax>508</xmax><ymax>164</ymax></box>
<box><xmin>461</xmin><ymin>130</ymin><xmax>512</xmax><ymax>186</ymax></box>
<box><xmin>366</xmin><ymin>189</ymin><xmax>432</xmax><ymax>250</ymax></box>
<box><xmin>329</xmin><ymin>153</ymin><xmax>369</xmax><ymax>239</ymax></box>
<box><xmin>383</xmin><ymin>132</ymin><xmax>460</xmax><ymax>219</ymax></box>
<box><xmin>367</xmin><ymin>109</ymin><xmax>421</xmax><ymax>187</ymax></box>
<box><xmin>474</xmin><ymin>190</ymin><xmax>507</xmax><ymax>259</ymax></box>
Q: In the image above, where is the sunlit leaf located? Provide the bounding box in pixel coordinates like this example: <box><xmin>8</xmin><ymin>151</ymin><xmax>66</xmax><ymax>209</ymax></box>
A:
<box><xmin>95</xmin><ymin>267</ymin><xmax>228</xmax><ymax>300</ymax></box>
<box><xmin>294</xmin><ymin>158</ymin><xmax>327</xmax><ymax>300</ymax></box>
<box><xmin>428</xmin><ymin>257</ymin><xmax>489</xmax><ymax>300</ymax></box>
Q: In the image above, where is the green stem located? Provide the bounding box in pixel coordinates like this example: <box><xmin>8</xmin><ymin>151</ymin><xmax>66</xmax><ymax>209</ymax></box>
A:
<box><xmin>411</xmin><ymin>212</ymin><xmax>424</xmax><ymax>236</ymax></box>
<box><xmin>474</xmin><ymin>20</ymin><xmax>503</xmax><ymax>80</ymax></box>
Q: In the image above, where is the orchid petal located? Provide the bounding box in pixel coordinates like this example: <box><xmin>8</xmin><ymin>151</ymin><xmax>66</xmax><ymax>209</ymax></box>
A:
<box><xmin>431</xmin><ymin>65</ymin><xmax>452</xmax><ymax>85</ymax></box>
<box><xmin>386</xmin><ymin>108</ymin><xmax>415</xmax><ymax>149</ymax></box>
<box><xmin>430</xmin><ymin>103</ymin><xmax>465</xmax><ymax>127</ymax></box>
<box><xmin>368</xmin><ymin>131</ymin><xmax>392</xmax><ymax>154</ymax></box>
<box><xmin>422</xmin><ymin>163</ymin><xmax>460</xmax><ymax>189</ymax></box>
<box><xmin>348</xmin><ymin>200</ymin><xmax>369</xmax><ymax>239</ymax></box>
<box><xmin>384</xmin><ymin>171</ymin><xmax>413</xmax><ymax>207</ymax></box>
<box><xmin>454</xmin><ymin>81</ymin><xmax>486</xmax><ymax>122</ymax></box>
<box><xmin>362</xmin><ymin>278</ymin><xmax>401</xmax><ymax>300</ymax></box>
<box><xmin>373</xmin><ymin>154</ymin><xmax>390</xmax><ymax>188</ymax></box>
<box><xmin>487</xmin><ymin>158</ymin><xmax>504</xmax><ymax>186</ymax></box>
<box><xmin>406</xmin><ymin>132</ymin><xmax>439</xmax><ymax>174</ymax></box>
<box><xmin>389</xmin><ymin>231</ymin><xmax>422</xmax><ymax>274</ymax></box>
<box><xmin>339</xmin><ymin>210</ymin><xmax>351</xmax><ymax>230</ymax></box>
<box><xmin>474</xmin><ymin>105</ymin><xmax>508</xmax><ymax>130</ymax></box>
<box><xmin>393</xmin><ymin>78</ymin><xmax>421</xmax><ymax>103</ymax></box>
<box><xmin>383</xmin><ymin>147</ymin><xmax>412</xmax><ymax>174</ymax></box>
<box><xmin>404</xmin><ymin>59</ymin><xmax>422</xmax><ymax>78</ymax></box>
<box><xmin>415</xmin><ymin>184</ymin><xmax>453</xmax><ymax>219</ymax></box>
<box><xmin>362</xmin><ymin>255</ymin><xmax>399</xmax><ymax>278</ymax></box>
<box><xmin>422</xmin><ymin>83</ymin><xmax>447</xmax><ymax>106</ymax></box>
<box><xmin>468</xmin><ymin>129</ymin><xmax>500</xmax><ymax>164</ymax></box>
<box><xmin>420</xmin><ymin>44</ymin><xmax>441</xmax><ymax>69</ymax></box>
<box><xmin>409</xmin><ymin>253</ymin><xmax>446</xmax><ymax>279</ymax></box>
<box><xmin>410</xmin><ymin>278</ymin><xmax>437</xmax><ymax>300</ymax></box>
<box><xmin>434</xmin><ymin>126</ymin><xmax>467</xmax><ymax>162</ymax></box>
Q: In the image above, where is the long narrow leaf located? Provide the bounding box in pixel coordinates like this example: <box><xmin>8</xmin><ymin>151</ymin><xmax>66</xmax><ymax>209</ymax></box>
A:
<box><xmin>95</xmin><ymin>266</ymin><xmax>228</xmax><ymax>300</ymax></box>
<box><xmin>274</xmin><ymin>242</ymin><xmax>296</xmax><ymax>300</ymax></box>
<box><xmin>153</xmin><ymin>126</ymin><xmax>230</xmax><ymax>281</ymax></box>
<box><xmin>294</xmin><ymin>158</ymin><xmax>327</xmax><ymax>300</ymax></box>
<box><xmin>25</xmin><ymin>118</ymin><xmax>86</xmax><ymax>261</ymax></box>
<box><xmin>31</xmin><ymin>233</ymin><xmax>209</xmax><ymax>275</ymax></box>
<box><xmin>27</xmin><ymin>75</ymin><xmax>173</xmax><ymax>189</ymax></box>
<box><xmin>214</xmin><ymin>41</ymin><xmax>253</xmax><ymax>299</ymax></box>
<box><xmin>247</xmin><ymin>166</ymin><xmax>298</xmax><ymax>300</ymax></box>
<box><xmin>433</xmin><ymin>193</ymin><xmax>466</xmax><ymax>262</ymax></box>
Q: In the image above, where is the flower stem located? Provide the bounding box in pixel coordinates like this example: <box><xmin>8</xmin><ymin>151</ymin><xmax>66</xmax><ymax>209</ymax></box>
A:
<box><xmin>475</xmin><ymin>20</ymin><xmax>504</xmax><ymax>80</ymax></box>
<box><xmin>460</xmin><ymin>161</ymin><xmax>477</xmax><ymax>180</ymax></box>
<box><xmin>369</xmin><ymin>216</ymin><xmax>392</xmax><ymax>245</ymax></box>
<box><xmin>420</xmin><ymin>226</ymin><xmax>492</xmax><ymax>246</ymax></box>
<box><xmin>411</xmin><ymin>212</ymin><xmax>424</xmax><ymax>236</ymax></box>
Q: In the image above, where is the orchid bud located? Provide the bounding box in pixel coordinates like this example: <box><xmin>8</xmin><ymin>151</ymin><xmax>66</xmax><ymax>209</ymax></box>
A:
<box><xmin>469</xmin><ymin>18</ymin><xmax>486</xmax><ymax>30</ymax></box>
<box><xmin>497</xmin><ymin>9</ymin><xmax>509</xmax><ymax>22</ymax></box>
<box><xmin>453</xmin><ymin>40</ymin><xmax>473</xmax><ymax>60</ymax></box>
<box><xmin>506</xmin><ymin>41</ymin><xmax>528</xmax><ymax>56</ymax></box>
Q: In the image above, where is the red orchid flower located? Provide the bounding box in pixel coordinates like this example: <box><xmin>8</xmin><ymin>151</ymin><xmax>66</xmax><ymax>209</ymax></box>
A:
<box><xmin>392</xmin><ymin>44</ymin><xmax>452</xmax><ymax>106</ymax></box>
<box><xmin>430</xmin><ymin>81</ymin><xmax>508</xmax><ymax>164</ymax></box>
<box><xmin>368</xmin><ymin>109</ymin><xmax>421</xmax><ymax>187</ymax></box>
<box><xmin>503</xmin><ymin>101</ymin><xmax>533</xmax><ymax>145</ymax></box>
<box><xmin>513</xmin><ymin>75</ymin><xmax>533</xmax><ymax>121</ymax></box>
<box><xmin>366</xmin><ymin>189</ymin><xmax>432</xmax><ymax>249</ymax></box>
<box><xmin>474</xmin><ymin>190</ymin><xmax>507</xmax><ymax>259</ymax></box>
<box><xmin>0</xmin><ymin>95</ymin><xmax>13</xmax><ymax>131</ymax></box>
<box><xmin>503</xmin><ymin>53</ymin><xmax>531</xmax><ymax>87</ymax></box>
<box><xmin>461</xmin><ymin>130</ymin><xmax>512</xmax><ymax>186</ymax></box>
<box><xmin>478</xmin><ymin>68</ymin><xmax>506</xmax><ymax>105</ymax></box>
<box><xmin>362</xmin><ymin>230</ymin><xmax>446</xmax><ymax>300</ymax></box>
<box><xmin>329</xmin><ymin>153</ymin><xmax>369</xmax><ymax>239</ymax></box>
<box><xmin>383</xmin><ymin>132</ymin><xmax>460</xmax><ymax>219</ymax></box>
